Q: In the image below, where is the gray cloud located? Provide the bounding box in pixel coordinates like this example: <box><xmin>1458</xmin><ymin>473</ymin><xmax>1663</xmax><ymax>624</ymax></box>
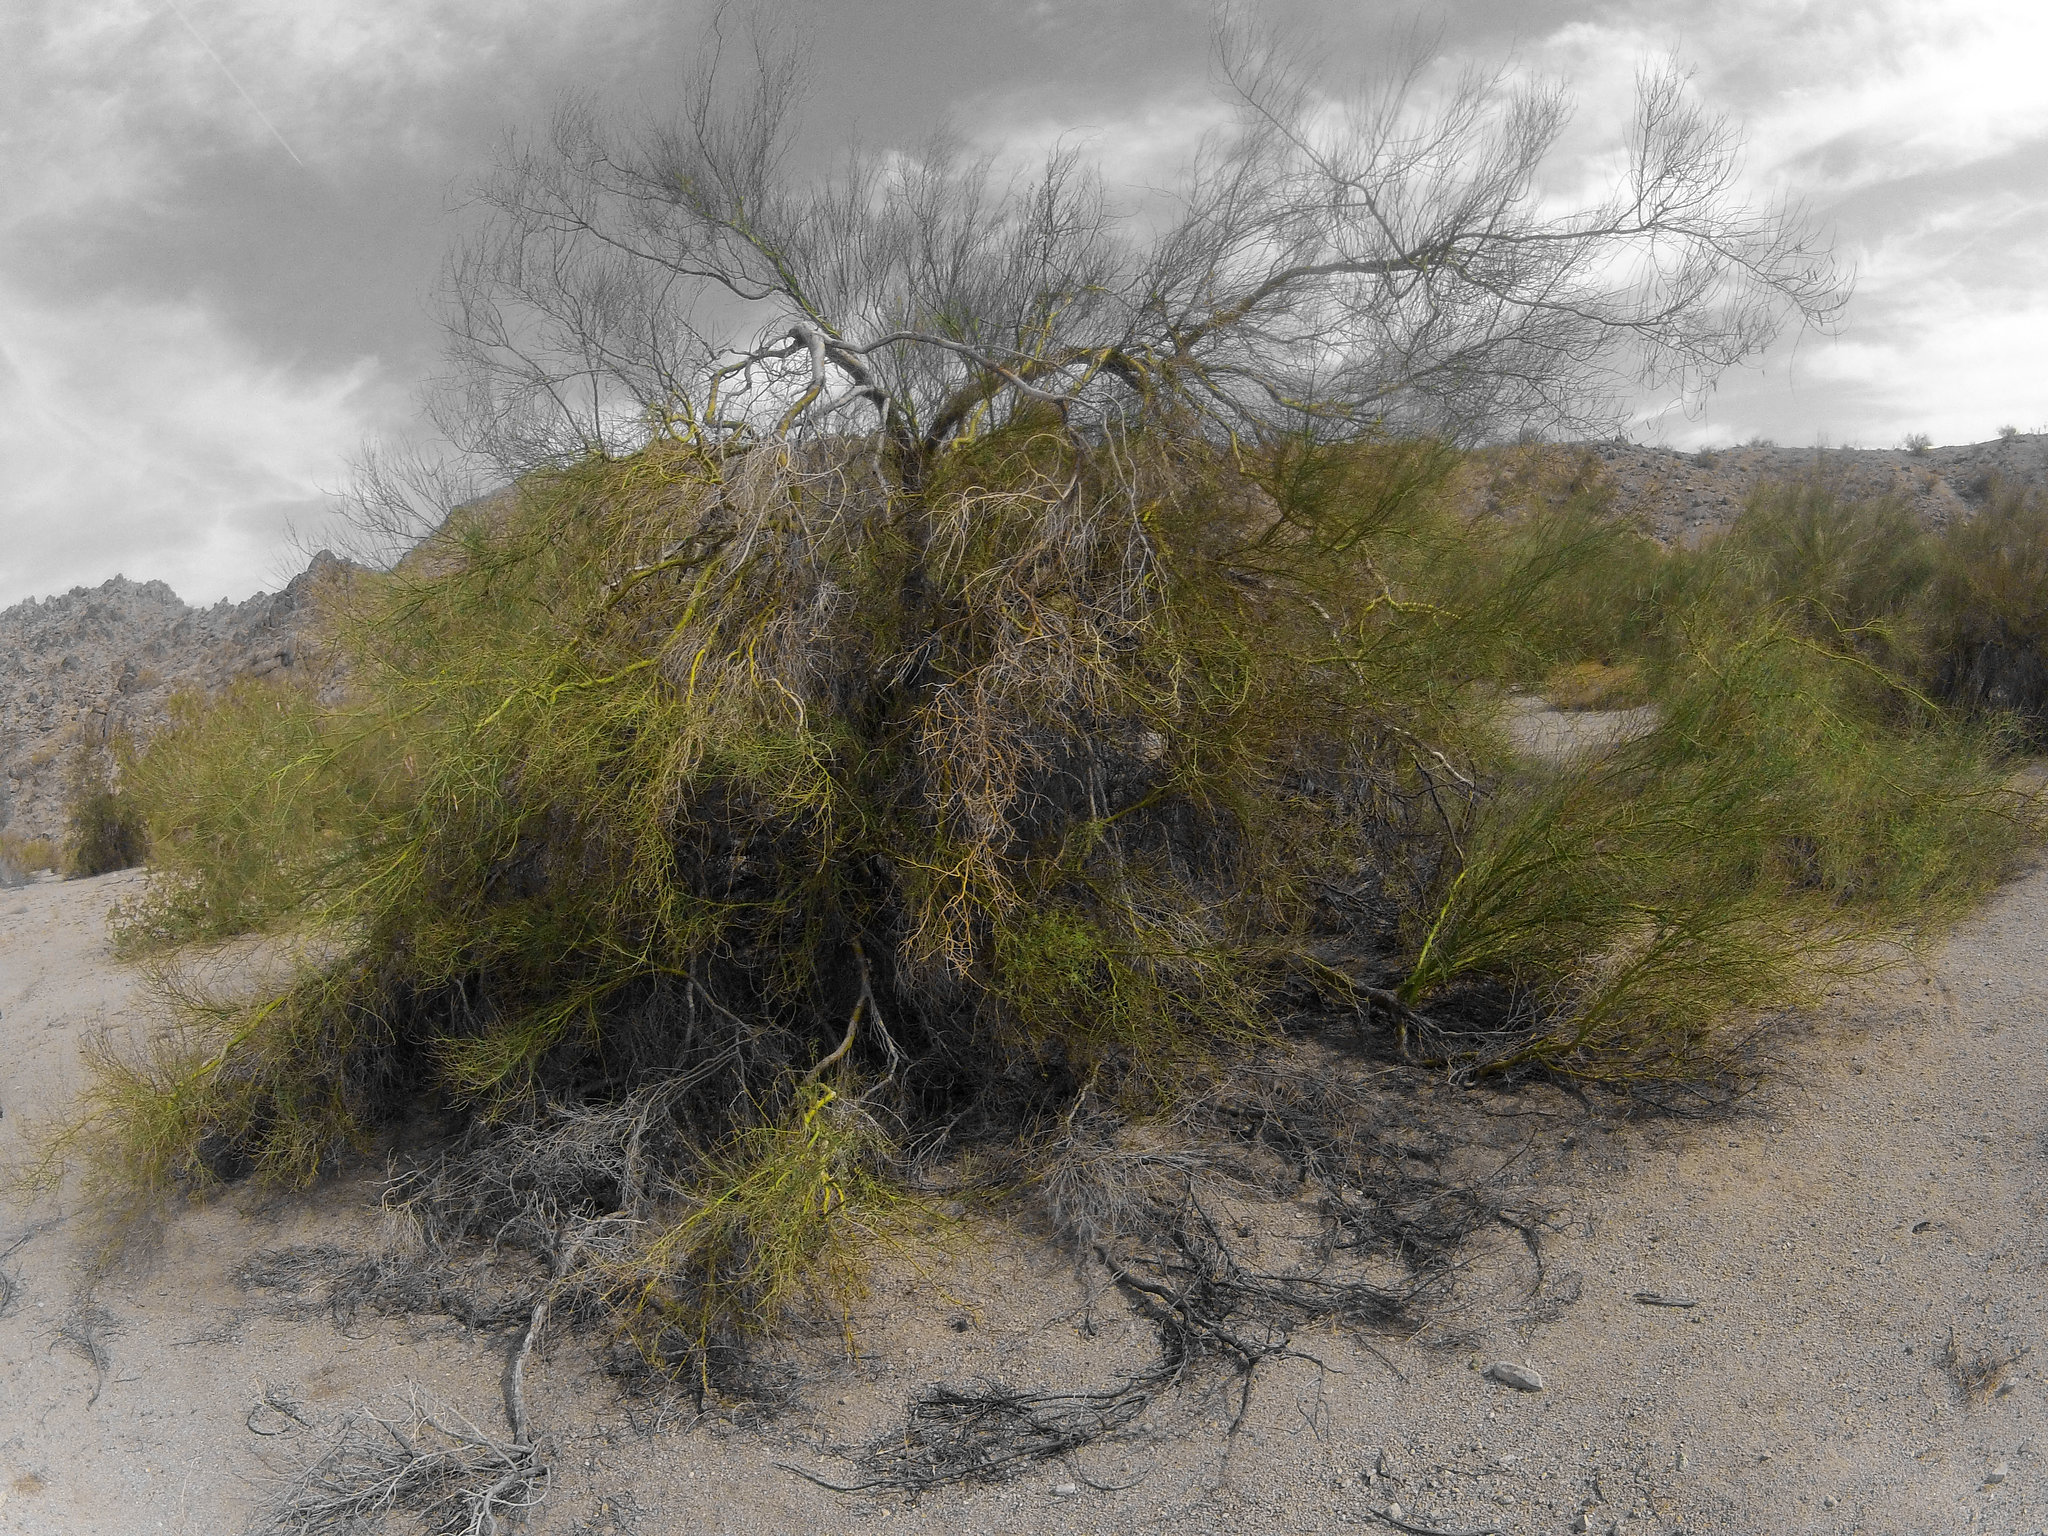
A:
<box><xmin>2</xmin><ymin>0</ymin><xmax>2043</xmax><ymax>607</ymax></box>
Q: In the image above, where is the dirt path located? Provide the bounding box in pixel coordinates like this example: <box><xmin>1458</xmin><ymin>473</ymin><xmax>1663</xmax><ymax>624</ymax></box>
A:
<box><xmin>3</xmin><ymin>866</ymin><xmax>2044</xmax><ymax>1535</ymax></box>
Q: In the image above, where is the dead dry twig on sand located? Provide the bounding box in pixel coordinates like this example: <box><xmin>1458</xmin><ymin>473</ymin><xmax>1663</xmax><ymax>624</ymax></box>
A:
<box><xmin>247</xmin><ymin>1391</ymin><xmax>547</xmax><ymax>1536</ymax></box>
<box><xmin>52</xmin><ymin>1290</ymin><xmax>117</xmax><ymax>1405</ymax></box>
<box><xmin>1370</xmin><ymin>1508</ymin><xmax>1502</xmax><ymax>1536</ymax></box>
<box><xmin>788</xmin><ymin>1381</ymin><xmax>1155</xmax><ymax>1492</ymax></box>
<box><xmin>1941</xmin><ymin>1327</ymin><xmax>2025</xmax><ymax>1404</ymax></box>
<box><xmin>246</xmin><ymin>1217</ymin><xmax>620</xmax><ymax>1533</ymax></box>
<box><xmin>812</xmin><ymin>1055</ymin><xmax>1538</xmax><ymax>1493</ymax></box>
<box><xmin>234</xmin><ymin>1244</ymin><xmax>532</xmax><ymax>1333</ymax></box>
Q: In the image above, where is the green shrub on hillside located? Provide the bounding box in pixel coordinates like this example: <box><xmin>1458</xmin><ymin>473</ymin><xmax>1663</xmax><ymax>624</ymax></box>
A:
<box><xmin>47</xmin><ymin>430</ymin><xmax>2037</xmax><ymax>1377</ymax></box>
<box><xmin>1673</xmin><ymin>473</ymin><xmax>2048</xmax><ymax>744</ymax></box>
<box><xmin>62</xmin><ymin>739</ymin><xmax>149</xmax><ymax>878</ymax></box>
<box><xmin>1928</xmin><ymin>478</ymin><xmax>2048</xmax><ymax>738</ymax></box>
<box><xmin>1714</xmin><ymin>480</ymin><xmax>1935</xmax><ymax>665</ymax></box>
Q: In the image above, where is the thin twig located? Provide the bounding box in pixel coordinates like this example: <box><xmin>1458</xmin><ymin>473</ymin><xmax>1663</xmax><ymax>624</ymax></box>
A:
<box><xmin>1370</xmin><ymin>1509</ymin><xmax>1501</xmax><ymax>1536</ymax></box>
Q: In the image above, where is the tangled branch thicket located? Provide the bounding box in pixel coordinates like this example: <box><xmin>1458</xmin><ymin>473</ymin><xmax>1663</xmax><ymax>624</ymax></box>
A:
<box><xmin>70</xmin><ymin>429</ymin><xmax>2034</xmax><ymax>1370</ymax></box>
<box><xmin>24</xmin><ymin>16</ymin><xmax>2041</xmax><ymax>1515</ymax></box>
<box><xmin>248</xmin><ymin>1391</ymin><xmax>547</xmax><ymax>1536</ymax></box>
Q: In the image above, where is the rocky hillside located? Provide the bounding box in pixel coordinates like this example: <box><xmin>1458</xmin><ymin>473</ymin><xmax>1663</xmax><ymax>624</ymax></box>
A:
<box><xmin>0</xmin><ymin>553</ymin><xmax>346</xmax><ymax>862</ymax></box>
<box><xmin>1461</xmin><ymin>432</ymin><xmax>2048</xmax><ymax>544</ymax></box>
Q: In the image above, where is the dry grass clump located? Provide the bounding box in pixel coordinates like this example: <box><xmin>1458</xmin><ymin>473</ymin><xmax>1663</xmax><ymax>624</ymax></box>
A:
<box><xmin>1940</xmin><ymin>1329</ymin><xmax>2026</xmax><ymax>1406</ymax></box>
<box><xmin>35</xmin><ymin>426</ymin><xmax>2038</xmax><ymax>1412</ymax></box>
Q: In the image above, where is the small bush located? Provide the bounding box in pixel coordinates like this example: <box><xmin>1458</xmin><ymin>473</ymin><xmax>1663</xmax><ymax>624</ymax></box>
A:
<box><xmin>1926</xmin><ymin>479</ymin><xmax>2048</xmax><ymax>739</ymax></box>
<box><xmin>1998</xmin><ymin>424</ymin><xmax>2020</xmax><ymax>442</ymax></box>
<box><xmin>1404</xmin><ymin>613</ymin><xmax>2027</xmax><ymax>1084</ymax></box>
<box><xmin>63</xmin><ymin>740</ymin><xmax>149</xmax><ymax>878</ymax></box>
<box><xmin>1712</xmin><ymin>479</ymin><xmax>1935</xmax><ymax>672</ymax></box>
<box><xmin>1661</xmin><ymin>473</ymin><xmax>2048</xmax><ymax>745</ymax></box>
<box><xmin>43</xmin><ymin>433</ymin><xmax>2038</xmax><ymax>1379</ymax></box>
<box><xmin>1904</xmin><ymin>432</ymin><xmax>1934</xmax><ymax>456</ymax></box>
<box><xmin>0</xmin><ymin>833</ymin><xmax>59</xmax><ymax>883</ymax></box>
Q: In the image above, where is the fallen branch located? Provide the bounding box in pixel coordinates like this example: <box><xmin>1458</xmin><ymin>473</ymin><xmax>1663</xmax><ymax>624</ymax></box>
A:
<box><xmin>786</xmin><ymin>1379</ymin><xmax>1156</xmax><ymax>1492</ymax></box>
<box><xmin>1631</xmin><ymin>1291</ymin><xmax>1697</xmax><ymax>1308</ymax></box>
<box><xmin>1370</xmin><ymin>1508</ymin><xmax>1501</xmax><ymax>1536</ymax></box>
<box><xmin>247</xmin><ymin>1391</ymin><xmax>547</xmax><ymax>1536</ymax></box>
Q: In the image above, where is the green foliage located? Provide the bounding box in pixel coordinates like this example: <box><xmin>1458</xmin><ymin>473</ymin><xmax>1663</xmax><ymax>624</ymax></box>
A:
<box><xmin>1927</xmin><ymin>478</ymin><xmax>2048</xmax><ymax>737</ymax></box>
<box><xmin>1661</xmin><ymin>473</ymin><xmax>2048</xmax><ymax>745</ymax></box>
<box><xmin>1411</xmin><ymin>612</ymin><xmax>2027</xmax><ymax>1083</ymax></box>
<box><xmin>1456</xmin><ymin>448</ymin><xmax>1672</xmax><ymax>682</ymax></box>
<box><xmin>111</xmin><ymin>681</ymin><xmax>393</xmax><ymax>950</ymax></box>
<box><xmin>63</xmin><ymin>738</ymin><xmax>149</xmax><ymax>878</ymax></box>
<box><xmin>601</xmin><ymin>1082</ymin><xmax>896</xmax><ymax>1383</ymax></box>
<box><xmin>1709</xmin><ymin>480</ymin><xmax>1936</xmax><ymax>668</ymax></box>
<box><xmin>51</xmin><ymin>430</ymin><xmax>2040</xmax><ymax>1373</ymax></box>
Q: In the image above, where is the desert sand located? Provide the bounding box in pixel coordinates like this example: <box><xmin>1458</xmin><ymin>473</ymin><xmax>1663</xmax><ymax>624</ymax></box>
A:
<box><xmin>3</xmin><ymin>835</ymin><xmax>2046</xmax><ymax>1534</ymax></box>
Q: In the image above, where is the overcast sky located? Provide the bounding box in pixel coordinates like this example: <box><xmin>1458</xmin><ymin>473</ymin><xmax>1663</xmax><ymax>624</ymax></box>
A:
<box><xmin>2</xmin><ymin>0</ymin><xmax>2044</xmax><ymax>609</ymax></box>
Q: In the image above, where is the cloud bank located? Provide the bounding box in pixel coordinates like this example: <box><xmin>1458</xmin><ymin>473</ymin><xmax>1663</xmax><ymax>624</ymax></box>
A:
<box><xmin>1</xmin><ymin>0</ymin><xmax>2041</xmax><ymax>608</ymax></box>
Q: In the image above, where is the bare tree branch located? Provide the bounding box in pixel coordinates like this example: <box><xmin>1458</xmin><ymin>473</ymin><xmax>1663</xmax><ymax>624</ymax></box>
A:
<box><xmin>436</xmin><ymin>14</ymin><xmax>1849</xmax><ymax>480</ymax></box>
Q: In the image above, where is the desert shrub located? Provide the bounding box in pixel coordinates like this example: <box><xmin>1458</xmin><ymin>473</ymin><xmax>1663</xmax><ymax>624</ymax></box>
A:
<box><xmin>1712</xmin><ymin>479</ymin><xmax>1935</xmax><ymax>664</ymax></box>
<box><xmin>39</xmin><ymin>426</ymin><xmax>2038</xmax><ymax>1381</ymax></box>
<box><xmin>1926</xmin><ymin>479</ymin><xmax>2048</xmax><ymax>740</ymax></box>
<box><xmin>109</xmin><ymin>680</ymin><xmax>394</xmax><ymax>950</ymax></box>
<box><xmin>62</xmin><ymin>738</ymin><xmax>149</xmax><ymax>878</ymax></box>
<box><xmin>0</xmin><ymin>832</ymin><xmax>59</xmax><ymax>883</ymax></box>
<box><xmin>1408</xmin><ymin>610</ymin><xmax>2027</xmax><ymax>1086</ymax></box>
<box><xmin>1500</xmin><ymin>495</ymin><xmax>1669</xmax><ymax>676</ymax></box>
<box><xmin>1650</xmin><ymin>474</ymin><xmax>2048</xmax><ymax>747</ymax></box>
<box><xmin>24</xmin><ymin>15</ymin><xmax>1998</xmax><ymax>1387</ymax></box>
<box><xmin>65</xmin><ymin>791</ymin><xmax>148</xmax><ymax>878</ymax></box>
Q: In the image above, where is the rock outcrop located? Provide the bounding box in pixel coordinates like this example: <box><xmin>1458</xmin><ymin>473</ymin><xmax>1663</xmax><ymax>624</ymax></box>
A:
<box><xmin>1460</xmin><ymin>432</ymin><xmax>2048</xmax><ymax>546</ymax></box>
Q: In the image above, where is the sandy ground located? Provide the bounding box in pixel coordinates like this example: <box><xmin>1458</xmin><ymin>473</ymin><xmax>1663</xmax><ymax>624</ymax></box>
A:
<box><xmin>4</xmin><ymin>836</ymin><xmax>2046</xmax><ymax>1534</ymax></box>
<box><xmin>1502</xmin><ymin>697</ymin><xmax>1657</xmax><ymax>764</ymax></box>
